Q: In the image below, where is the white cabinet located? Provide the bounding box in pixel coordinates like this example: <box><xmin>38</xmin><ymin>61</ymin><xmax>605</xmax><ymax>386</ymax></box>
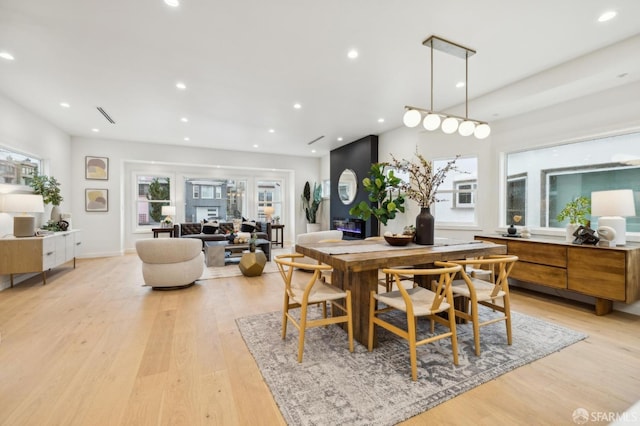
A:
<box><xmin>0</xmin><ymin>230</ymin><xmax>81</xmax><ymax>287</ymax></box>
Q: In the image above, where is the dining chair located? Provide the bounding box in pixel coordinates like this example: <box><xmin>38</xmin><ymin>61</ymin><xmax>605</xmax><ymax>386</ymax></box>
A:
<box><xmin>368</xmin><ymin>262</ymin><xmax>462</xmax><ymax>381</ymax></box>
<box><xmin>449</xmin><ymin>255</ymin><xmax>519</xmax><ymax>356</ymax></box>
<box><xmin>275</xmin><ymin>253</ymin><xmax>354</xmax><ymax>362</ymax></box>
<box><xmin>365</xmin><ymin>236</ymin><xmax>415</xmax><ymax>292</ymax></box>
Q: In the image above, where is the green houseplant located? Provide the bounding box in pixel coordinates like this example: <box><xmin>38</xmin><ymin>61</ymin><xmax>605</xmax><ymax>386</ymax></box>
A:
<box><xmin>556</xmin><ymin>196</ymin><xmax>590</xmax><ymax>242</ymax></box>
<box><xmin>349</xmin><ymin>163</ymin><xmax>406</xmax><ymax>227</ymax></box>
<box><xmin>301</xmin><ymin>181</ymin><xmax>323</xmax><ymax>230</ymax></box>
<box><xmin>29</xmin><ymin>172</ymin><xmax>63</xmax><ymax>221</ymax></box>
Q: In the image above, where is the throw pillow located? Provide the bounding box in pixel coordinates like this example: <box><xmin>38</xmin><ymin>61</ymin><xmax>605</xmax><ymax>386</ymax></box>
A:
<box><xmin>241</xmin><ymin>220</ymin><xmax>256</xmax><ymax>233</ymax></box>
<box><xmin>202</xmin><ymin>220</ymin><xmax>218</xmax><ymax>234</ymax></box>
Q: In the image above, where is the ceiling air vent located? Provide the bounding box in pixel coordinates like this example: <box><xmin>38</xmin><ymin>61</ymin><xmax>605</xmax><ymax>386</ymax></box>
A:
<box><xmin>307</xmin><ymin>135</ymin><xmax>324</xmax><ymax>145</ymax></box>
<box><xmin>97</xmin><ymin>107</ymin><xmax>116</xmax><ymax>124</ymax></box>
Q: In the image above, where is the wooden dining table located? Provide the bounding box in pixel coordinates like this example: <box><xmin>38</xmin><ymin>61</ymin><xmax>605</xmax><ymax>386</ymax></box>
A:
<box><xmin>295</xmin><ymin>238</ymin><xmax>507</xmax><ymax>346</ymax></box>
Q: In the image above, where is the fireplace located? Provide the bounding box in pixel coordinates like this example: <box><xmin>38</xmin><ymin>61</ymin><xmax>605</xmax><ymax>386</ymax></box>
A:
<box><xmin>332</xmin><ymin>218</ymin><xmax>365</xmax><ymax>239</ymax></box>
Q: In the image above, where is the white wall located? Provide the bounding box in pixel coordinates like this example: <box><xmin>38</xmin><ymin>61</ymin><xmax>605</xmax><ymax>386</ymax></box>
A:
<box><xmin>70</xmin><ymin>137</ymin><xmax>321</xmax><ymax>256</ymax></box>
<box><xmin>0</xmin><ymin>92</ymin><xmax>71</xmax><ymax>289</ymax></box>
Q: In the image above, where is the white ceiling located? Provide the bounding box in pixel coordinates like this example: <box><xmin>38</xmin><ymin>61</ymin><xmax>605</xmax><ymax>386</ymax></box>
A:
<box><xmin>1</xmin><ymin>0</ymin><xmax>640</xmax><ymax>158</ymax></box>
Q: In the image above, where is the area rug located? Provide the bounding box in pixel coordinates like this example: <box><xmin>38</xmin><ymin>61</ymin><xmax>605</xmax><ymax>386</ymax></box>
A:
<box><xmin>236</xmin><ymin>308</ymin><xmax>587</xmax><ymax>425</ymax></box>
<box><xmin>198</xmin><ymin>247</ymin><xmax>289</xmax><ymax>280</ymax></box>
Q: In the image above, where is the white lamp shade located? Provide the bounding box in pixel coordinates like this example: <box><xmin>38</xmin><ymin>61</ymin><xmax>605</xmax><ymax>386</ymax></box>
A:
<box><xmin>161</xmin><ymin>205</ymin><xmax>176</xmax><ymax>216</ymax></box>
<box><xmin>441</xmin><ymin>117</ymin><xmax>459</xmax><ymax>134</ymax></box>
<box><xmin>458</xmin><ymin>120</ymin><xmax>476</xmax><ymax>136</ymax></box>
<box><xmin>1</xmin><ymin>193</ymin><xmax>45</xmax><ymax>213</ymax></box>
<box><xmin>264</xmin><ymin>206</ymin><xmax>275</xmax><ymax>216</ymax></box>
<box><xmin>592</xmin><ymin>189</ymin><xmax>636</xmax><ymax>246</ymax></box>
<box><xmin>591</xmin><ymin>189</ymin><xmax>636</xmax><ymax>217</ymax></box>
<box><xmin>474</xmin><ymin>123</ymin><xmax>491</xmax><ymax>139</ymax></box>
<box><xmin>422</xmin><ymin>113</ymin><xmax>441</xmax><ymax>131</ymax></box>
<box><xmin>402</xmin><ymin>109</ymin><xmax>422</xmax><ymax>128</ymax></box>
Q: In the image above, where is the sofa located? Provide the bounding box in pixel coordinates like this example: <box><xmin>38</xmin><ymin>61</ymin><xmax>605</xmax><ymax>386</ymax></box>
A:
<box><xmin>136</xmin><ymin>238</ymin><xmax>204</xmax><ymax>289</ymax></box>
<box><xmin>174</xmin><ymin>220</ymin><xmax>272</xmax><ymax>259</ymax></box>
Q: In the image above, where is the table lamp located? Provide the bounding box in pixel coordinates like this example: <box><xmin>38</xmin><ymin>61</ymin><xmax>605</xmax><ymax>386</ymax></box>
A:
<box><xmin>264</xmin><ymin>206</ymin><xmax>275</xmax><ymax>223</ymax></box>
<box><xmin>1</xmin><ymin>193</ymin><xmax>45</xmax><ymax>237</ymax></box>
<box><xmin>161</xmin><ymin>205</ymin><xmax>176</xmax><ymax>224</ymax></box>
<box><xmin>591</xmin><ymin>189</ymin><xmax>636</xmax><ymax>246</ymax></box>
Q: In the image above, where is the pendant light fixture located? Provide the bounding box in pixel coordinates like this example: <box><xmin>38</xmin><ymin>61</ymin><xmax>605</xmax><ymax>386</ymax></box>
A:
<box><xmin>403</xmin><ymin>35</ymin><xmax>490</xmax><ymax>139</ymax></box>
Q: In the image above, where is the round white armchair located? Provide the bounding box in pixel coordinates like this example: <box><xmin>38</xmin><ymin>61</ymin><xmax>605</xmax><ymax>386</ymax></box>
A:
<box><xmin>135</xmin><ymin>238</ymin><xmax>204</xmax><ymax>289</ymax></box>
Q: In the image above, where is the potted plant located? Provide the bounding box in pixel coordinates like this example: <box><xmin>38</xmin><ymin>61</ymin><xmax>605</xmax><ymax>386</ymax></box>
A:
<box><xmin>29</xmin><ymin>172</ymin><xmax>63</xmax><ymax>221</ymax></box>
<box><xmin>556</xmin><ymin>196</ymin><xmax>591</xmax><ymax>242</ymax></box>
<box><xmin>301</xmin><ymin>181</ymin><xmax>323</xmax><ymax>232</ymax></box>
<box><xmin>349</xmin><ymin>163</ymin><xmax>406</xmax><ymax>229</ymax></box>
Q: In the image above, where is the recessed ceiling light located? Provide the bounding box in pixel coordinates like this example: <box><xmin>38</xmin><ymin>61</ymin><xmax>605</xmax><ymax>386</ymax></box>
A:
<box><xmin>456</xmin><ymin>82</ymin><xmax>465</xmax><ymax>88</ymax></box>
<box><xmin>180</xmin><ymin>117</ymin><xmax>188</xmax><ymax>123</ymax></box>
<box><xmin>0</xmin><ymin>52</ymin><xmax>14</xmax><ymax>61</ymax></box>
<box><xmin>377</xmin><ymin>118</ymin><xmax>385</xmax><ymax>123</ymax></box>
<box><xmin>293</xmin><ymin>103</ymin><xmax>302</xmax><ymax>109</ymax></box>
<box><xmin>347</xmin><ymin>49</ymin><xmax>359</xmax><ymax>59</ymax></box>
<box><xmin>311</xmin><ymin>149</ymin><xmax>316</xmax><ymax>153</ymax></box>
<box><xmin>253</xmin><ymin>144</ymin><xmax>259</xmax><ymax>148</ymax></box>
<box><xmin>268</xmin><ymin>129</ymin><xmax>275</xmax><ymax>133</ymax></box>
<box><xmin>184</xmin><ymin>137</ymin><xmax>190</xmax><ymax>141</ymax></box>
<box><xmin>598</xmin><ymin>10</ymin><xmax>617</xmax><ymax>22</ymax></box>
<box><xmin>59</xmin><ymin>102</ymin><xmax>70</xmax><ymax>108</ymax></box>
<box><xmin>164</xmin><ymin>0</ymin><xmax>180</xmax><ymax>7</ymax></box>
<box><xmin>92</xmin><ymin>128</ymin><xmax>100</xmax><ymax>133</ymax></box>
<box><xmin>337</xmin><ymin>137</ymin><xmax>343</xmax><ymax>142</ymax></box>
<box><xmin>176</xmin><ymin>82</ymin><xmax>186</xmax><ymax>90</ymax></box>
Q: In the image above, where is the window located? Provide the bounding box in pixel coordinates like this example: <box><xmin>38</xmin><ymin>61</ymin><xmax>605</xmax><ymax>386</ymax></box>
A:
<box><xmin>432</xmin><ymin>156</ymin><xmax>478</xmax><ymax>226</ymax></box>
<box><xmin>193</xmin><ymin>185</ymin><xmax>200</xmax><ymax>199</ymax></box>
<box><xmin>0</xmin><ymin>146</ymin><xmax>41</xmax><ymax>186</ymax></box>
<box><xmin>215</xmin><ymin>186</ymin><xmax>222</xmax><ymax>199</ymax></box>
<box><xmin>201</xmin><ymin>185</ymin><xmax>214</xmax><ymax>199</ymax></box>
<box><xmin>505</xmin><ymin>132</ymin><xmax>640</xmax><ymax>232</ymax></box>
<box><xmin>506</xmin><ymin>174</ymin><xmax>527</xmax><ymax>226</ymax></box>
<box><xmin>136</xmin><ymin>175</ymin><xmax>170</xmax><ymax>226</ymax></box>
<box><xmin>453</xmin><ymin>180</ymin><xmax>477</xmax><ymax>208</ymax></box>
<box><xmin>257</xmin><ymin>180</ymin><xmax>283</xmax><ymax>222</ymax></box>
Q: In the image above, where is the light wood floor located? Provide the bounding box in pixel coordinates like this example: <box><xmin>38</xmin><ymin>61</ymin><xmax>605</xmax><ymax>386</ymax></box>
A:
<box><xmin>1</xmin><ymin>254</ymin><xmax>639</xmax><ymax>426</ymax></box>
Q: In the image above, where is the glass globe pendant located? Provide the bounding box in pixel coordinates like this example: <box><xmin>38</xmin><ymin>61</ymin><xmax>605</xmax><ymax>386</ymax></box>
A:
<box><xmin>402</xmin><ymin>109</ymin><xmax>422</xmax><ymax>128</ymax></box>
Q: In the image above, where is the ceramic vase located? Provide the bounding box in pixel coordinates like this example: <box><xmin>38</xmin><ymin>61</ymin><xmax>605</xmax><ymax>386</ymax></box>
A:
<box><xmin>415</xmin><ymin>207</ymin><xmax>434</xmax><ymax>245</ymax></box>
<box><xmin>566</xmin><ymin>223</ymin><xmax>579</xmax><ymax>242</ymax></box>
<box><xmin>51</xmin><ymin>205</ymin><xmax>61</xmax><ymax>222</ymax></box>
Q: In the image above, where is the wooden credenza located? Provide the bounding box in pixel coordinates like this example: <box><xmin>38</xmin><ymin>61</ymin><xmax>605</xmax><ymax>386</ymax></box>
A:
<box><xmin>0</xmin><ymin>230</ymin><xmax>82</xmax><ymax>287</ymax></box>
<box><xmin>475</xmin><ymin>235</ymin><xmax>640</xmax><ymax>315</ymax></box>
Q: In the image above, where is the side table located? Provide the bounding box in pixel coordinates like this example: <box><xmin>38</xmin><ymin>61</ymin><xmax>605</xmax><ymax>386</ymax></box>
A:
<box><xmin>271</xmin><ymin>224</ymin><xmax>284</xmax><ymax>247</ymax></box>
<box><xmin>152</xmin><ymin>227</ymin><xmax>174</xmax><ymax>238</ymax></box>
<box><xmin>239</xmin><ymin>250</ymin><xmax>267</xmax><ymax>276</ymax></box>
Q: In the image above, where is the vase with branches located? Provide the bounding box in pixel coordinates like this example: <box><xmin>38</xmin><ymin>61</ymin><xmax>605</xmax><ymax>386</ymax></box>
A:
<box><xmin>29</xmin><ymin>172</ymin><xmax>63</xmax><ymax>221</ymax></box>
<box><xmin>557</xmin><ymin>196</ymin><xmax>591</xmax><ymax>242</ymax></box>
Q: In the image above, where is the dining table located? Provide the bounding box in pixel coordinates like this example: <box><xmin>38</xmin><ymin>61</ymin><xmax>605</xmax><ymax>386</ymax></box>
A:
<box><xmin>295</xmin><ymin>237</ymin><xmax>507</xmax><ymax>347</ymax></box>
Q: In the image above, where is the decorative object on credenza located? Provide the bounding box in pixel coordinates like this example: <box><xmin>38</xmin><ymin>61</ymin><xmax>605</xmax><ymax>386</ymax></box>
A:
<box><xmin>0</xmin><ymin>193</ymin><xmax>44</xmax><ymax>237</ymax></box>
<box><xmin>388</xmin><ymin>152</ymin><xmax>460</xmax><ymax>245</ymax></box>
<box><xmin>85</xmin><ymin>189</ymin><xmax>108</xmax><ymax>212</ymax></box>
<box><xmin>521</xmin><ymin>227</ymin><xmax>531</xmax><ymax>239</ymax></box>
<box><xmin>29</xmin><ymin>172</ymin><xmax>63</xmax><ymax>221</ymax></box>
<box><xmin>572</xmin><ymin>225</ymin><xmax>599</xmax><ymax>245</ymax></box>
<box><xmin>504</xmin><ymin>215</ymin><xmax>522</xmax><ymax>237</ymax></box>
<box><xmin>596</xmin><ymin>225</ymin><xmax>616</xmax><ymax>247</ymax></box>
<box><xmin>85</xmin><ymin>156</ymin><xmax>109</xmax><ymax>180</ymax></box>
<box><xmin>556</xmin><ymin>196</ymin><xmax>591</xmax><ymax>243</ymax></box>
<box><xmin>591</xmin><ymin>189</ymin><xmax>636</xmax><ymax>246</ymax></box>
<box><xmin>402</xmin><ymin>35</ymin><xmax>490</xmax><ymax>139</ymax></box>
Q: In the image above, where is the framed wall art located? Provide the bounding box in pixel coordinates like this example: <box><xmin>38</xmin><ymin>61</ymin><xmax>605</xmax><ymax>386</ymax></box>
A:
<box><xmin>85</xmin><ymin>188</ymin><xmax>108</xmax><ymax>212</ymax></box>
<box><xmin>85</xmin><ymin>156</ymin><xmax>109</xmax><ymax>180</ymax></box>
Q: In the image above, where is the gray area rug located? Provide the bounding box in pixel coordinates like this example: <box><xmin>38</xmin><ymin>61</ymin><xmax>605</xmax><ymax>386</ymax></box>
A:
<box><xmin>236</xmin><ymin>307</ymin><xmax>587</xmax><ymax>425</ymax></box>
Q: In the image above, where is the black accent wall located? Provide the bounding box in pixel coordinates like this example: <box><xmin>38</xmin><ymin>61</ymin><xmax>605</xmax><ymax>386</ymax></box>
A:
<box><xmin>330</xmin><ymin>135</ymin><xmax>378</xmax><ymax>238</ymax></box>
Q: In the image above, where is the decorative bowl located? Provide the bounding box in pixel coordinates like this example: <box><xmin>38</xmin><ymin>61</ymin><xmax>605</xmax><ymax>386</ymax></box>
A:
<box><xmin>383</xmin><ymin>234</ymin><xmax>414</xmax><ymax>246</ymax></box>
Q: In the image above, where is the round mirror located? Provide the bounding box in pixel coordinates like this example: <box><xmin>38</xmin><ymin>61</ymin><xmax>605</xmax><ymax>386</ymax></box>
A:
<box><xmin>338</xmin><ymin>169</ymin><xmax>358</xmax><ymax>205</ymax></box>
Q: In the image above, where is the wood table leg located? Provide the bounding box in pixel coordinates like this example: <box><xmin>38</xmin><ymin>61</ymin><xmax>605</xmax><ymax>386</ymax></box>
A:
<box><xmin>333</xmin><ymin>269</ymin><xmax>379</xmax><ymax>347</ymax></box>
